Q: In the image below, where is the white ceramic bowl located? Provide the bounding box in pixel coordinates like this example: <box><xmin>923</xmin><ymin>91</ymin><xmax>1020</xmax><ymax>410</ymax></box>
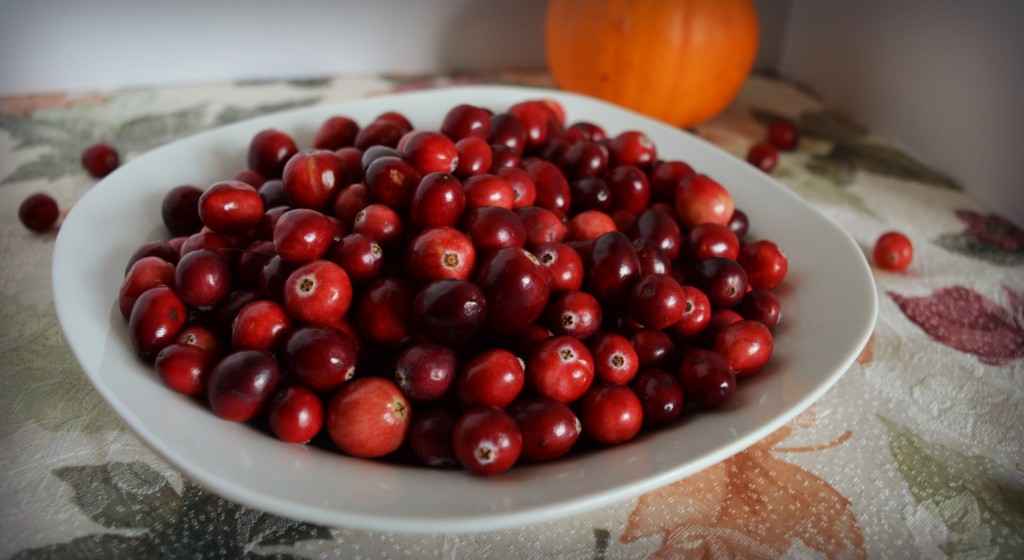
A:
<box><xmin>53</xmin><ymin>85</ymin><xmax>876</xmax><ymax>534</ymax></box>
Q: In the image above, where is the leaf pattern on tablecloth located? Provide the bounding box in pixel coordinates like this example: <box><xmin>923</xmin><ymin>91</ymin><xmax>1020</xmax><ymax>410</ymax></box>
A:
<box><xmin>889</xmin><ymin>285</ymin><xmax>1024</xmax><ymax>365</ymax></box>
<box><xmin>934</xmin><ymin>209</ymin><xmax>1024</xmax><ymax>266</ymax></box>
<box><xmin>213</xmin><ymin>97</ymin><xmax>322</xmax><ymax>127</ymax></box>
<box><xmin>0</xmin><ymin>293</ymin><xmax>121</xmax><ymax>436</ymax></box>
<box><xmin>620</xmin><ymin>409</ymin><xmax>864</xmax><ymax>559</ymax></box>
<box><xmin>881</xmin><ymin>416</ymin><xmax>1024</xmax><ymax>558</ymax></box>
<box><xmin>11</xmin><ymin>462</ymin><xmax>333</xmax><ymax>560</ymax></box>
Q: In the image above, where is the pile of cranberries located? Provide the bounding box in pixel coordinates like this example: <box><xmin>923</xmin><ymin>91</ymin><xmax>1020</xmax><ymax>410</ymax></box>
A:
<box><xmin>119</xmin><ymin>98</ymin><xmax>790</xmax><ymax>475</ymax></box>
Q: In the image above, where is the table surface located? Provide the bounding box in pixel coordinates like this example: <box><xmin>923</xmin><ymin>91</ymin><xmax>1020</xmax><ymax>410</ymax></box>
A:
<box><xmin>1</xmin><ymin>71</ymin><xmax>1022</xmax><ymax>559</ymax></box>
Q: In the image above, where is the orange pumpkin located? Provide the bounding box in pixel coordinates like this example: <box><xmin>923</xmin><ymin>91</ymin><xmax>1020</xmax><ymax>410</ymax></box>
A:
<box><xmin>545</xmin><ymin>0</ymin><xmax>759</xmax><ymax>128</ymax></box>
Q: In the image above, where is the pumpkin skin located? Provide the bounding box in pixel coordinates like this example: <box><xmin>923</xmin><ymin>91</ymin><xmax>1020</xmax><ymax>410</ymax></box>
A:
<box><xmin>545</xmin><ymin>0</ymin><xmax>759</xmax><ymax>128</ymax></box>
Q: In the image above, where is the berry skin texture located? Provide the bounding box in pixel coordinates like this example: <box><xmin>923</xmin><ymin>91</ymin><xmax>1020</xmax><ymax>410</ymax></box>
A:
<box><xmin>268</xmin><ymin>386</ymin><xmax>324</xmax><ymax>444</ymax></box>
<box><xmin>507</xmin><ymin>395</ymin><xmax>580</xmax><ymax>462</ymax></box>
<box><xmin>579</xmin><ymin>383</ymin><xmax>643</xmax><ymax>445</ymax></box>
<box><xmin>19</xmin><ymin>193</ymin><xmax>60</xmax><ymax>233</ymax></box>
<box><xmin>198</xmin><ymin>181</ymin><xmax>265</xmax><ymax>234</ymax></box>
<box><xmin>207</xmin><ymin>350</ymin><xmax>281</xmax><ymax>422</ymax></box>
<box><xmin>326</xmin><ymin>377</ymin><xmax>411</xmax><ymax>458</ymax></box>
<box><xmin>675</xmin><ymin>174</ymin><xmax>734</xmax><ymax>229</ymax></box>
<box><xmin>746</xmin><ymin>142</ymin><xmax>779</xmax><ymax>172</ymax></box>
<box><xmin>284</xmin><ymin>325</ymin><xmax>357</xmax><ymax>392</ymax></box>
<box><xmin>129</xmin><ymin>285</ymin><xmax>187</xmax><ymax>361</ymax></box>
<box><xmin>738</xmin><ymin>240</ymin><xmax>788</xmax><ymax>290</ymax></box>
<box><xmin>81</xmin><ymin>142</ymin><xmax>120</xmax><ymax>178</ymax></box>
<box><xmin>874</xmin><ymin>231</ymin><xmax>913</xmax><ymax>271</ymax></box>
<box><xmin>283</xmin><ymin>260</ymin><xmax>353</xmax><ymax>325</ymax></box>
<box><xmin>155</xmin><ymin>343</ymin><xmax>215</xmax><ymax>396</ymax></box>
<box><xmin>453</xmin><ymin>406</ymin><xmax>522</xmax><ymax>475</ymax></box>
<box><xmin>526</xmin><ymin>335</ymin><xmax>594</xmax><ymax>403</ymax></box>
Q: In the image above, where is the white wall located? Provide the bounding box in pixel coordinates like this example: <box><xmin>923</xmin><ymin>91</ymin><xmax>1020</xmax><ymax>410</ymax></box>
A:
<box><xmin>779</xmin><ymin>0</ymin><xmax>1024</xmax><ymax>227</ymax></box>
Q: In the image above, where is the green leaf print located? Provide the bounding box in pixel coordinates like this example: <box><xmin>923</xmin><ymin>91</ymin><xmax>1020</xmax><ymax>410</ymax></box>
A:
<box><xmin>753</xmin><ymin>107</ymin><xmax>867</xmax><ymax>145</ymax></box>
<box><xmin>214</xmin><ymin>98</ymin><xmax>322</xmax><ymax>127</ymax></box>
<box><xmin>0</xmin><ymin>293</ymin><xmax>122</xmax><ymax>435</ymax></box>
<box><xmin>113</xmin><ymin>104</ymin><xmax>208</xmax><ymax>152</ymax></box>
<box><xmin>12</xmin><ymin>462</ymin><xmax>333</xmax><ymax>559</ymax></box>
<box><xmin>811</xmin><ymin>143</ymin><xmax>960</xmax><ymax>189</ymax></box>
<box><xmin>775</xmin><ymin>167</ymin><xmax>876</xmax><ymax>217</ymax></box>
<box><xmin>881</xmin><ymin>416</ymin><xmax>1024</xmax><ymax>558</ymax></box>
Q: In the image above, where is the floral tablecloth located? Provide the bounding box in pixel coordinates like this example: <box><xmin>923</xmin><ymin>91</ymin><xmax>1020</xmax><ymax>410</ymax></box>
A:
<box><xmin>1</xmin><ymin>71</ymin><xmax>1022</xmax><ymax>559</ymax></box>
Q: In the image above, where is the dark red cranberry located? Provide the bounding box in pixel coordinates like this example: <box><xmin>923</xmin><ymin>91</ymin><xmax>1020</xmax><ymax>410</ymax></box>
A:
<box><xmin>257</xmin><ymin>255</ymin><xmax>295</xmax><ymax>302</ymax></box>
<box><xmin>627</xmin><ymin>273</ymin><xmax>685</xmax><ymax>330</ymax></box>
<box><xmin>630</xmin><ymin>369</ymin><xmax>684</xmax><ymax>427</ymax></box>
<box><xmin>713</xmin><ymin>319</ymin><xmax>773</xmax><ymax>378</ymax></box>
<box><xmin>738</xmin><ymin>240</ymin><xmax>788</xmax><ymax>290</ymax></box>
<box><xmin>328</xmin><ymin>233</ymin><xmax>384</xmax><ymax>284</ymax></box>
<box><xmin>120</xmin><ymin>256</ymin><xmax>176</xmax><ymax>319</ymax></box>
<box><xmin>355</xmin><ymin>276</ymin><xmax>415</xmax><ymax>347</ymax></box>
<box><xmin>684</xmin><ymin>223</ymin><xmax>740</xmax><ymax>262</ymax></box>
<box><xmin>463</xmin><ymin>206</ymin><xmax>526</xmax><ymax>253</ymax></box>
<box><xmin>747</xmin><ymin>141</ymin><xmax>779</xmax><ymax>172</ymax></box>
<box><xmin>739</xmin><ymin>289</ymin><xmax>781</xmax><ymax>330</ymax></box>
<box><xmin>509</xmin><ymin>100</ymin><xmax>557</xmax><ymax>150</ymax></box>
<box><xmin>272</xmin><ymin>208</ymin><xmax>333</xmax><ymax>264</ymax></box>
<box><xmin>475</xmin><ymin>247</ymin><xmax>550</xmax><ymax>334</ymax></box>
<box><xmin>332</xmin><ymin>183</ymin><xmax>370</xmax><ymax>226</ymax></box>
<box><xmin>405</xmin><ymin>226</ymin><xmax>476</xmax><ymax>285</ymax></box>
<box><xmin>532</xmin><ymin>241</ymin><xmax>584</xmax><ymax>293</ymax></box>
<box><xmin>633</xmin><ymin>238</ymin><xmax>671</xmax><ymax>277</ymax></box>
<box><xmin>605</xmin><ymin>165</ymin><xmax>651</xmax><ymax>215</ymax></box>
<box><xmin>155</xmin><ymin>343</ymin><xmax>215</xmax><ymax>396</ymax></box>
<box><xmin>361</xmin><ymin>145</ymin><xmax>401</xmax><ymax>169</ymax></box>
<box><xmin>81</xmin><ymin>142</ymin><xmax>120</xmax><ymax>178</ymax></box>
<box><xmin>666</xmin><ymin>285</ymin><xmax>713</xmax><ymax>340</ymax></box>
<box><xmin>650</xmin><ymin>160</ymin><xmax>695</xmax><ymax>204</ymax></box>
<box><xmin>585</xmin><ymin>231</ymin><xmax>640</xmax><ymax>304</ymax></box>
<box><xmin>768</xmin><ymin>120</ymin><xmax>800</xmax><ymax>151</ymax></box>
<box><xmin>177</xmin><ymin>232</ymin><xmax>229</xmax><ymax>262</ymax></box>
<box><xmin>257</xmin><ymin>180</ymin><xmax>288</xmax><ymax>210</ymax></box>
<box><xmin>488</xmin><ymin>143</ymin><xmax>521</xmax><ymax>170</ymax></box>
<box><xmin>175</xmin><ymin>249</ymin><xmax>231</xmax><ymax>310</ymax></box>
<box><xmin>559</xmin><ymin>141</ymin><xmax>608</xmax><ymax>180</ymax></box>
<box><xmin>728</xmin><ymin>209</ymin><xmax>750</xmax><ymax>240</ymax></box>
<box><xmin>442</xmin><ymin>103</ymin><xmax>492</xmax><ymax>141</ymax></box>
<box><xmin>375</xmin><ymin>111</ymin><xmax>413</xmax><ymax>133</ymax></box>
<box><xmin>234</xmin><ymin>168</ymin><xmax>266</xmax><ymax>190</ymax></box>
<box><xmin>409</xmin><ymin>406</ymin><xmax>459</xmax><ymax>467</ymax></box>
<box><xmin>508</xmin><ymin>395</ymin><xmax>580</xmax><ymax>462</ymax></box>
<box><xmin>690</xmin><ymin>257</ymin><xmax>749</xmax><ymax>309</ymax></box>
<box><xmin>517</xmin><ymin>206</ymin><xmax>567</xmax><ymax>248</ymax></box>
<box><xmin>630</xmin><ymin>328</ymin><xmax>678</xmax><ymax>371</ymax></box>
<box><xmin>566</xmin><ymin>121</ymin><xmax>606</xmax><ymax>142</ymax></box>
<box><xmin>454</xmin><ymin>137</ymin><xmax>493</xmax><ymax>179</ymax></box>
<box><xmin>630</xmin><ymin>207</ymin><xmax>682</xmax><ymax>261</ymax></box>
<box><xmin>161</xmin><ymin>186</ymin><xmax>203</xmax><ymax>236</ymax></box>
<box><xmin>496</xmin><ymin>167</ymin><xmax>537</xmax><ymax>208</ymax></box>
<box><xmin>462</xmin><ymin>173</ymin><xmax>515</xmax><ymax>210</ymax></box>
<box><xmin>364</xmin><ymin>156</ymin><xmax>422</xmax><ymax>211</ymax></box>
<box><xmin>285</xmin><ymin>325</ymin><xmax>357</xmax><ymax>392</ymax></box>
<box><xmin>198</xmin><ymin>180</ymin><xmax>264</xmax><ymax>234</ymax></box>
<box><xmin>488</xmin><ymin>113</ymin><xmax>528</xmax><ymax>155</ymax></box>
<box><xmin>410</xmin><ymin>172</ymin><xmax>466</xmax><ymax>229</ymax></box>
<box><xmin>129</xmin><ymin>286</ymin><xmax>187</xmax><ymax>360</ymax></box>
<box><xmin>19</xmin><ymin>192</ymin><xmax>60</xmax><ymax>233</ymax></box>
<box><xmin>354</xmin><ymin>120</ymin><xmax>404</xmax><ymax>151</ymax></box>
<box><xmin>335</xmin><ymin>147</ymin><xmax>365</xmax><ymax>187</ymax></box>
<box><xmin>394</xmin><ymin>342</ymin><xmax>458</xmax><ymax>402</ymax></box>
<box><xmin>352</xmin><ymin>203</ymin><xmax>404</xmax><ymax>249</ymax></box>
<box><xmin>412</xmin><ymin>279</ymin><xmax>488</xmax><ymax>347</ymax></box>
<box><xmin>208</xmin><ymin>350</ymin><xmax>281</xmax><ymax>421</ymax></box>
<box><xmin>313</xmin><ymin>115</ymin><xmax>360</xmax><ymax>150</ymax></box>
<box><xmin>247</xmin><ymin>129</ymin><xmax>298</xmax><ymax>179</ymax></box>
<box><xmin>678</xmin><ymin>349</ymin><xmax>736</xmax><ymax>407</ymax></box>
<box><xmin>401</xmin><ymin>130</ymin><xmax>459</xmax><ymax>175</ymax></box>
<box><xmin>525</xmin><ymin>160</ymin><xmax>571</xmax><ymax>214</ymax></box>
<box><xmin>569</xmin><ymin>177</ymin><xmax>612</xmax><ymax>212</ymax></box>
<box><xmin>231</xmin><ymin>299</ymin><xmax>293</xmax><ymax>353</ymax></box>
<box><xmin>282</xmin><ymin>149</ymin><xmax>344</xmax><ymax>211</ymax></box>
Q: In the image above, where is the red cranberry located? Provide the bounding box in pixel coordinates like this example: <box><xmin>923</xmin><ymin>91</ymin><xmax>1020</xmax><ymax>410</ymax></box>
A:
<box><xmin>412</xmin><ymin>279</ymin><xmax>488</xmax><ymax>347</ymax></box>
<box><xmin>120</xmin><ymin>256</ymin><xmax>176</xmax><ymax>318</ymax></box>
<box><xmin>231</xmin><ymin>299</ymin><xmax>293</xmax><ymax>353</ymax></box>
<box><xmin>442</xmin><ymin>103</ymin><xmax>492</xmax><ymax>141</ymax></box>
<box><xmin>605</xmin><ymin>166</ymin><xmax>651</xmax><ymax>215</ymax></box>
<box><xmin>268</xmin><ymin>385</ymin><xmax>324</xmax><ymax>444</ymax></box>
<box><xmin>329</xmin><ymin>233</ymin><xmax>384</xmax><ymax>285</ymax></box>
<box><xmin>411</xmin><ymin>172</ymin><xmax>466</xmax><ymax>229</ymax></box>
<box><xmin>738</xmin><ymin>240</ymin><xmax>788</xmax><ymax>290</ymax></box>
<box><xmin>463</xmin><ymin>206</ymin><xmax>526</xmax><ymax>252</ymax></box>
<box><xmin>497</xmin><ymin>167</ymin><xmax>537</xmax><ymax>208</ymax></box>
<box><xmin>313</xmin><ymin>115</ymin><xmax>359</xmax><ymax>150</ymax></box>
<box><xmin>475</xmin><ymin>247</ymin><xmax>550</xmax><ymax>334</ymax></box>
<box><xmin>525</xmin><ymin>160</ymin><xmax>571</xmax><ymax>214</ymax></box>
<box><xmin>685</xmin><ymin>223</ymin><xmax>740</xmax><ymax>263</ymax></box>
<box><xmin>462</xmin><ymin>173</ymin><xmax>515</xmax><ymax>210</ymax></box>
<box><xmin>525</xmin><ymin>335</ymin><xmax>594</xmax><ymax>403</ymax></box>
<box><xmin>634</xmin><ymin>238</ymin><xmax>671</xmax><ymax>277</ymax></box>
<box><xmin>364</xmin><ymin>156</ymin><xmax>422</xmax><ymax>211</ymax></box>
<box><xmin>666</xmin><ymin>285</ymin><xmax>713</xmax><ymax>340</ymax></box>
<box><xmin>650</xmin><ymin>160</ymin><xmax>695</xmax><ymax>204</ymax></box>
<box><xmin>517</xmin><ymin>206</ymin><xmax>567</xmax><ymax>248</ymax></box>
<box><xmin>630</xmin><ymin>207</ymin><xmax>682</xmax><ymax>261</ymax></box>
<box><xmin>395</xmin><ymin>342</ymin><xmax>458</xmax><ymax>402</ymax></box>
<box><xmin>713</xmin><ymin>319</ymin><xmax>773</xmax><ymax>378</ymax></box>
<box><xmin>198</xmin><ymin>181</ymin><xmax>264</xmax><ymax>234</ymax></box>
<box><xmin>874</xmin><ymin>231</ymin><xmax>913</xmax><ymax>271</ymax></box>
<box><xmin>630</xmin><ymin>369</ymin><xmax>683</xmax><ymax>427</ymax></box>
<box><xmin>175</xmin><ymin>249</ymin><xmax>231</xmax><ymax>310</ymax></box>
<box><xmin>608</xmin><ymin>131</ymin><xmax>656</xmax><ymax>170</ymax></box>
<box><xmin>508</xmin><ymin>395</ymin><xmax>580</xmax><ymax>462</ymax></box>
<box><xmin>409</xmin><ymin>406</ymin><xmax>459</xmax><ymax>468</ymax></box>
<box><xmin>207</xmin><ymin>350</ymin><xmax>281</xmax><ymax>421</ymax></box>
<box><xmin>453</xmin><ymin>406</ymin><xmax>522</xmax><ymax>475</ymax></box>
<box><xmin>272</xmin><ymin>208</ymin><xmax>333</xmax><ymax>264</ymax></box>
<box><xmin>160</xmin><ymin>186</ymin><xmax>203</xmax><ymax>236</ymax></box>
<box><xmin>257</xmin><ymin>255</ymin><xmax>295</xmax><ymax>302</ymax></box>
<box><xmin>768</xmin><ymin>120</ymin><xmax>800</xmax><ymax>151</ymax></box>
<box><xmin>739</xmin><ymin>289</ymin><xmax>781</xmax><ymax>330</ymax></box>
<box><xmin>559</xmin><ymin>140</ymin><xmax>608</xmax><ymax>180</ymax></box>
<box><xmin>81</xmin><ymin>142</ymin><xmax>120</xmax><ymax>178</ymax></box>
<box><xmin>401</xmin><ymin>130</ymin><xmax>459</xmax><ymax>175</ymax></box>
<box><xmin>456</xmin><ymin>348</ymin><xmax>525</xmax><ymax>409</ymax></box>
<box><xmin>405</xmin><ymin>226</ymin><xmax>476</xmax><ymax>285</ymax></box>
<box><xmin>489</xmin><ymin>113</ymin><xmax>528</xmax><ymax>155</ymax></box>
<box><xmin>178</xmin><ymin>231</ymin><xmax>230</xmax><ymax>261</ymax></box>
<box><xmin>569</xmin><ymin>210</ymin><xmax>617</xmax><ymax>241</ymax></box>
<box><xmin>488</xmin><ymin>143</ymin><xmax>521</xmax><ymax>170</ymax></box>
<box><xmin>247</xmin><ymin>129</ymin><xmax>298</xmax><ymax>179</ymax></box>
<box><xmin>548</xmin><ymin>290</ymin><xmax>602</xmax><ymax>339</ymax></box>
<box><xmin>283</xmin><ymin>259</ymin><xmax>352</xmax><ymax>325</ymax></box>
<box><xmin>355</xmin><ymin>277</ymin><xmax>415</xmax><ymax>347</ymax></box>
<box><xmin>285</xmin><ymin>325</ymin><xmax>357</xmax><ymax>392</ymax></box>
<box><xmin>129</xmin><ymin>286</ymin><xmax>187</xmax><ymax>360</ymax></box>
<box><xmin>532</xmin><ymin>241</ymin><xmax>584</xmax><ymax>293</ymax></box>
<box><xmin>579</xmin><ymin>383</ymin><xmax>643</xmax><ymax>444</ymax></box>
<box><xmin>630</xmin><ymin>329</ymin><xmax>678</xmax><ymax>371</ymax></box>
<box><xmin>352</xmin><ymin>203</ymin><xmax>404</xmax><ymax>249</ymax></box>
<box><xmin>588</xmin><ymin>332</ymin><xmax>639</xmax><ymax>384</ymax></box>
<box><xmin>176</xmin><ymin>325</ymin><xmax>221</xmax><ymax>356</ymax></box>
<box><xmin>728</xmin><ymin>209</ymin><xmax>750</xmax><ymax>240</ymax></box>
<box><xmin>354</xmin><ymin>120</ymin><xmax>404</xmax><ymax>151</ymax></box>
<box><xmin>509</xmin><ymin>100</ymin><xmax>557</xmax><ymax>150</ymax></box>
<box><xmin>333</xmin><ymin>183</ymin><xmax>370</xmax><ymax>226</ymax></box>
<box><xmin>235</xmin><ymin>168</ymin><xmax>267</xmax><ymax>190</ymax></box>
<box><xmin>18</xmin><ymin>192</ymin><xmax>60</xmax><ymax>233</ymax></box>
<box><xmin>628</xmin><ymin>273</ymin><xmax>685</xmax><ymax>330</ymax></box>
<box><xmin>747</xmin><ymin>141</ymin><xmax>779</xmax><ymax>172</ymax></box>
<box><xmin>585</xmin><ymin>231</ymin><xmax>641</xmax><ymax>304</ymax></box>
<box><xmin>453</xmin><ymin>137</ymin><xmax>493</xmax><ymax>179</ymax></box>
<box><xmin>675</xmin><ymin>174</ymin><xmax>734</xmax><ymax>229</ymax></box>
<box><xmin>690</xmin><ymin>257</ymin><xmax>749</xmax><ymax>309</ymax></box>
<box><xmin>335</xmin><ymin>147</ymin><xmax>365</xmax><ymax>187</ymax></box>
<box><xmin>678</xmin><ymin>349</ymin><xmax>736</xmax><ymax>407</ymax></box>
<box><xmin>154</xmin><ymin>343</ymin><xmax>214</xmax><ymax>396</ymax></box>
<box><xmin>376</xmin><ymin>111</ymin><xmax>413</xmax><ymax>133</ymax></box>
<box><xmin>282</xmin><ymin>149</ymin><xmax>344</xmax><ymax>211</ymax></box>
<box><xmin>326</xmin><ymin>377</ymin><xmax>410</xmax><ymax>458</ymax></box>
